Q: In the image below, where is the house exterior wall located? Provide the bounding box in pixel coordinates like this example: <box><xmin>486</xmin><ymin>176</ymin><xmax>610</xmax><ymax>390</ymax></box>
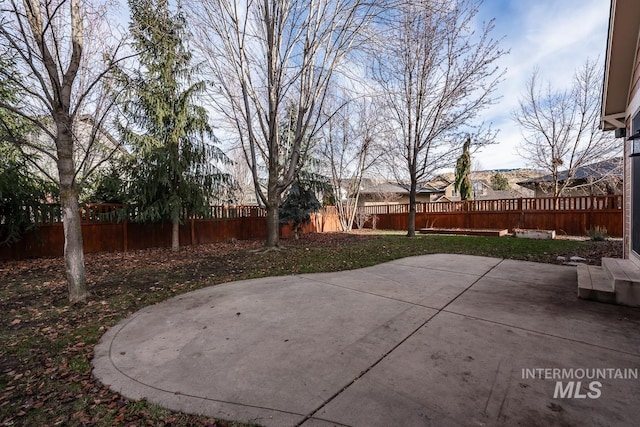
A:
<box><xmin>444</xmin><ymin>183</ymin><xmax>457</xmax><ymax>197</ymax></box>
<box><xmin>624</xmin><ymin>32</ymin><xmax>640</xmax><ymax>262</ymax></box>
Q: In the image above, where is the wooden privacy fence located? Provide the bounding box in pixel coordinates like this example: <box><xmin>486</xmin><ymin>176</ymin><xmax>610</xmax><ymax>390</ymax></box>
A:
<box><xmin>0</xmin><ymin>204</ymin><xmax>342</xmax><ymax>261</ymax></box>
<box><xmin>358</xmin><ymin>195</ymin><xmax>623</xmax><ymax>237</ymax></box>
<box><xmin>0</xmin><ymin>196</ymin><xmax>622</xmax><ymax>260</ymax></box>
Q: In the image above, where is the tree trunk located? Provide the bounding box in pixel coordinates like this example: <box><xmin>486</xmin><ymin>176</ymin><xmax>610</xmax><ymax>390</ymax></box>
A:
<box><xmin>57</xmin><ymin>121</ymin><xmax>87</xmax><ymax>303</ymax></box>
<box><xmin>60</xmin><ymin>186</ymin><xmax>86</xmax><ymax>302</ymax></box>
<box><xmin>553</xmin><ymin>172</ymin><xmax>560</xmax><ymax>209</ymax></box>
<box><xmin>172</xmin><ymin>220</ymin><xmax>179</xmax><ymax>251</ymax></box>
<box><xmin>407</xmin><ymin>177</ymin><xmax>417</xmax><ymax>237</ymax></box>
<box><xmin>265</xmin><ymin>171</ymin><xmax>280</xmax><ymax>247</ymax></box>
<box><xmin>265</xmin><ymin>203</ymin><xmax>280</xmax><ymax>247</ymax></box>
<box><xmin>347</xmin><ymin>188</ymin><xmax>362</xmax><ymax>232</ymax></box>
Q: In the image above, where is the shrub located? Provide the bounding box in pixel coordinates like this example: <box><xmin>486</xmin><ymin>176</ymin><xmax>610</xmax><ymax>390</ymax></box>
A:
<box><xmin>279</xmin><ymin>181</ymin><xmax>322</xmax><ymax>239</ymax></box>
<box><xmin>587</xmin><ymin>226</ymin><xmax>608</xmax><ymax>241</ymax></box>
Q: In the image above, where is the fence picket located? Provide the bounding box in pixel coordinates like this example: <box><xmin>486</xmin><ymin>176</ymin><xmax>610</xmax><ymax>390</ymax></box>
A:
<box><xmin>1</xmin><ymin>195</ymin><xmax>622</xmax><ymax>260</ymax></box>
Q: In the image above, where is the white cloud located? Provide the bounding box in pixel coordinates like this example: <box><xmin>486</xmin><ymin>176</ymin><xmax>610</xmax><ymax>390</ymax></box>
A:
<box><xmin>108</xmin><ymin>0</ymin><xmax>610</xmax><ymax>172</ymax></box>
<box><xmin>473</xmin><ymin>0</ymin><xmax>610</xmax><ymax>170</ymax></box>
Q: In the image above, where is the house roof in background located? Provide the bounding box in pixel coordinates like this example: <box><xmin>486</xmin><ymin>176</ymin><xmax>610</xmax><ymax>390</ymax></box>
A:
<box><xmin>516</xmin><ymin>158</ymin><xmax>623</xmax><ymax>187</ymax></box>
<box><xmin>359</xmin><ymin>181</ymin><xmax>443</xmax><ymax>195</ymax></box>
<box><xmin>359</xmin><ymin>182</ymin><xmax>408</xmax><ymax>195</ymax></box>
<box><xmin>488</xmin><ymin>190</ymin><xmax>519</xmax><ymax>199</ymax></box>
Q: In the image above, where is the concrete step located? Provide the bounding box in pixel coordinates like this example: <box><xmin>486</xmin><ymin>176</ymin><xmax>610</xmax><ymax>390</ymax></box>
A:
<box><xmin>601</xmin><ymin>258</ymin><xmax>640</xmax><ymax>307</ymax></box>
<box><xmin>577</xmin><ymin>264</ymin><xmax>616</xmax><ymax>304</ymax></box>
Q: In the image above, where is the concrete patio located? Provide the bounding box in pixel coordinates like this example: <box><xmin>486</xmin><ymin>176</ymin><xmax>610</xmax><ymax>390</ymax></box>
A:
<box><xmin>92</xmin><ymin>254</ymin><xmax>640</xmax><ymax>426</ymax></box>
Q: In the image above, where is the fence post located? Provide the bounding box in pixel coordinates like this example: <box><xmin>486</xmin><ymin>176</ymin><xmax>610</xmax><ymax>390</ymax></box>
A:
<box><xmin>589</xmin><ymin>195</ymin><xmax>595</xmax><ymax>234</ymax></box>
<box><xmin>518</xmin><ymin>197</ymin><xmax>524</xmax><ymax>229</ymax></box>
<box><xmin>7</xmin><ymin>198</ymin><xmax>623</xmax><ymax>260</ymax></box>
<box><xmin>123</xmin><ymin>218</ymin><xmax>128</xmax><ymax>252</ymax></box>
<box><xmin>551</xmin><ymin>198</ymin><xmax>556</xmax><ymax>230</ymax></box>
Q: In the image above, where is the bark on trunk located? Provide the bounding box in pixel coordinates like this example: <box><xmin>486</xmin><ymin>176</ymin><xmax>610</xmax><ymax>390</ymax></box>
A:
<box><xmin>57</xmin><ymin>120</ymin><xmax>87</xmax><ymax>303</ymax></box>
<box><xmin>172</xmin><ymin>220</ymin><xmax>180</xmax><ymax>251</ymax></box>
<box><xmin>265</xmin><ymin>172</ymin><xmax>280</xmax><ymax>247</ymax></box>
<box><xmin>407</xmin><ymin>177</ymin><xmax>417</xmax><ymax>237</ymax></box>
<box><xmin>61</xmin><ymin>187</ymin><xmax>86</xmax><ymax>302</ymax></box>
<box><xmin>265</xmin><ymin>203</ymin><xmax>280</xmax><ymax>247</ymax></box>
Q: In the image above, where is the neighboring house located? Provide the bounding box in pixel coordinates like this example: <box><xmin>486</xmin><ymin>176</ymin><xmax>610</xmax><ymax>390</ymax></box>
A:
<box><xmin>439</xmin><ymin>170</ymin><xmax>538</xmax><ymax>199</ymax></box>
<box><xmin>423</xmin><ymin>175</ymin><xmax>457</xmax><ymax>200</ymax></box>
<box><xmin>516</xmin><ymin>158</ymin><xmax>623</xmax><ymax>198</ymax></box>
<box><xmin>432</xmin><ymin>179</ymin><xmax>527</xmax><ymax>202</ymax></box>
<box><xmin>472</xmin><ymin>179</ymin><xmax>522</xmax><ymax>200</ymax></box>
<box><xmin>358</xmin><ymin>175</ymin><xmax>465</xmax><ymax>206</ymax></box>
<box><xmin>359</xmin><ymin>173</ymin><xmax>533</xmax><ymax>205</ymax></box>
<box><xmin>358</xmin><ymin>182</ymin><xmax>426</xmax><ymax>205</ymax></box>
<box><xmin>336</xmin><ymin>177</ymin><xmax>369</xmax><ymax>204</ymax></box>
<box><xmin>357</xmin><ymin>179</ymin><xmax>449</xmax><ymax>206</ymax></box>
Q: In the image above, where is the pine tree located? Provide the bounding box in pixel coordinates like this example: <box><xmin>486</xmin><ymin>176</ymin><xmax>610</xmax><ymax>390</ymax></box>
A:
<box><xmin>279</xmin><ymin>180</ymin><xmax>322</xmax><ymax>240</ymax></box>
<box><xmin>0</xmin><ymin>144</ymin><xmax>52</xmax><ymax>245</ymax></box>
<box><xmin>0</xmin><ymin>55</ymin><xmax>51</xmax><ymax>245</ymax></box>
<box><xmin>491</xmin><ymin>172</ymin><xmax>510</xmax><ymax>191</ymax></box>
<box><xmin>0</xmin><ymin>56</ymin><xmax>27</xmax><ymax>139</ymax></box>
<box><xmin>117</xmin><ymin>0</ymin><xmax>228</xmax><ymax>250</ymax></box>
<box><xmin>276</xmin><ymin>105</ymin><xmax>327</xmax><ymax>239</ymax></box>
<box><xmin>455</xmin><ymin>137</ymin><xmax>473</xmax><ymax>200</ymax></box>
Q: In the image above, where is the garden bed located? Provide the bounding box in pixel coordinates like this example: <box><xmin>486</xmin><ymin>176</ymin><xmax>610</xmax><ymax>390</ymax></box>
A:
<box><xmin>513</xmin><ymin>229</ymin><xmax>556</xmax><ymax>240</ymax></box>
<box><xmin>418</xmin><ymin>228</ymin><xmax>509</xmax><ymax>237</ymax></box>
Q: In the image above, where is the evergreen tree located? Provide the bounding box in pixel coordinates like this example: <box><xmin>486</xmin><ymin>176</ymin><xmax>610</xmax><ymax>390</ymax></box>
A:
<box><xmin>277</xmin><ymin>105</ymin><xmax>326</xmax><ymax>239</ymax></box>
<box><xmin>0</xmin><ymin>56</ymin><xmax>27</xmax><ymax>140</ymax></box>
<box><xmin>82</xmin><ymin>161</ymin><xmax>129</xmax><ymax>204</ymax></box>
<box><xmin>455</xmin><ymin>137</ymin><xmax>473</xmax><ymax>200</ymax></box>
<box><xmin>0</xmin><ymin>55</ymin><xmax>51</xmax><ymax>244</ymax></box>
<box><xmin>279</xmin><ymin>180</ymin><xmax>322</xmax><ymax>240</ymax></box>
<box><xmin>0</xmin><ymin>144</ymin><xmax>52</xmax><ymax>245</ymax></box>
<box><xmin>117</xmin><ymin>0</ymin><xmax>228</xmax><ymax>250</ymax></box>
<box><xmin>491</xmin><ymin>172</ymin><xmax>510</xmax><ymax>191</ymax></box>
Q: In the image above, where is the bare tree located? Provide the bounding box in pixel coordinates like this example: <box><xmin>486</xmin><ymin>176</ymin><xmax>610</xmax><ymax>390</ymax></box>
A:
<box><xmin>187</xmin><ymin>0</ymin><xmax>378</xmax><ymax>247</ymax></box>
<box><xmin>317</xmin><ymin>93</ymin><xmax>382</xmax><ymax>231</ymax></box>
<box><xmin>514</xmin><ymin>60</ymin><xmax>620</xmax><ymax>198</ymax></box>
<box><xmin>0</xmin><ymin>0</ymin><xmax>126</xmax><ymax>302</ymax></box>
<box><xmin>371</xmin><ymin>0</ymin><xmax>505</xmax><ymax>236</ymax></box>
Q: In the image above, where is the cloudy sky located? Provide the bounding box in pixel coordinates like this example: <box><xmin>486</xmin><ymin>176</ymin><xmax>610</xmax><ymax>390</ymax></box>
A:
<box><xmin>112</xmin><ymin>0</ymin><xmax>611</xmax><ymax>172</ymax></box>
<box><xmin>473</xmin><ymin>0</ymin><xmax>611</xmax><ymax>170</ymax></box>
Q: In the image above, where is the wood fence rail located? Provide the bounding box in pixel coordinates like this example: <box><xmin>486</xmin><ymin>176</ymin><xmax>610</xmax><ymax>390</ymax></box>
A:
<box><xmin>360</xmin><ymin>195</ymin><xmax>623</xmax><ymax>215</ymax></box>
<box><xmin>0</xmin><ymin>205</ymin><xmax>341</xmax><ymax>261</ymax></box>
<box><xmin>0</xmin><ymin>195</ymin><xmax>622</xmax><ymax>261</ymax></box>
<box><xmin>29</xmin><ymin>204</ymin><xmax>271</xmax><ymax>224</ymax></box>
<box><xmin>357</xmin><ymin>195</ymin><xmax>622</xmax><ymax>237</ymax></box>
